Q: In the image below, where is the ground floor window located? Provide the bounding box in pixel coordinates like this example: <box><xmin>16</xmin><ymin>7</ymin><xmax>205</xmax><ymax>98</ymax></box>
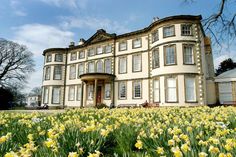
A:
<box><xmin>104</xmin><ymin>83</ymin><xmax>111</xmax><ymax>99</ymax></box>
<box><xmin>219</xmin><ymin>82</ymin><xmax>232</xmax><ymax>103</ymax></box>
<box><xmin>43</xmin><ymin>87</ymin><xmax>49</xmax><ymax>104</ymax></box>
<box><xmin>133</xmin><ymin>80</ymin><xmax>142</xmax><ymax>98</ymax></box>
<box><xmin>153</xmin><ymin>79</ymin><xmax>160</xmax><ymax>102</ymax></box>
<box><xmin>119</xmin><ymin>82</ymin><xmax>126</xmax><ymax>99</ymax></box>
<box><xmin>77</xmin><ymin>85</ymin><xmax>81</xmax><ymax>101</ymax></box>
<box><xmin>166</xmin><ymin>77</ymin><xmax>177</xmax><ymax>102</ymax></box>
<box><xmin>68</xmin><ymin>86</ymin><xmax>75</xmax><ymax>101</ymax></box>
<box><xmin>52</xmin><ymin>87</ymin><xmax>60</xmax><ymax>104</ymax></box>
<box><xmin>87</xmin><ymin>84</ymin><xmax>94</xmax><ymax>100</ymax></box>
<box><xmin>185</xmin><ymin>76</ymin><xmax>196</xmax><ymax>102</ymax></box>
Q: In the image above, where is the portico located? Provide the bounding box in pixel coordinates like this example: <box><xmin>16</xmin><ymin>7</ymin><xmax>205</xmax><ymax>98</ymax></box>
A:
<box><xmin>79</xmin><ymin>73</ymin><xmax>115</xmax><ymax>107</ymax></box>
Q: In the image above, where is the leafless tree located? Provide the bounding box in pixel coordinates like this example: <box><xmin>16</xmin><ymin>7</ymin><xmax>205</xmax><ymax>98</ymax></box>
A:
<box><xmin>184</xmin><ymin>0</ymin><xmax>236</xmax><ymax>48</ymax></box>
<box><xmin>0</xmin><ymin>38</ymin><xmax>35</xmax><ymax>88</ymax></box>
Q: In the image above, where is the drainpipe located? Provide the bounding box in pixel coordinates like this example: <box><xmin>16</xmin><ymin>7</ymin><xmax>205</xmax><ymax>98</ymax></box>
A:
<box><xmin>62</xmin><ymin>48</ymin><xmax>68</xmax><ymax>109</ymax></box>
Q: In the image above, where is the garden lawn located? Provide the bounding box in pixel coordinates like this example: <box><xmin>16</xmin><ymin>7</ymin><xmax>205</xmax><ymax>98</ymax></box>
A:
<box><xmin>0</xmin><ymin>106</ymin><xmax>236</xmax><ymax>157</ymax></box>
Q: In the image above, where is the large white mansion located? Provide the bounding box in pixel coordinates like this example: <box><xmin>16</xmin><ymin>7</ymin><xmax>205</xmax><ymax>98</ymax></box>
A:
<box><xmin>41</xmin><ymin>15</ymin><xmax>216</xmax><ymax>108</ymax></box>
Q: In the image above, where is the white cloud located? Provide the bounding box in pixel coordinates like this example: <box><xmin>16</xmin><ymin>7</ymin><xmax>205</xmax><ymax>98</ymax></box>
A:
<box><xmin>38</xmin><ymin>0</ymin><xmax>88</xmax><ymax>9</ymax></box>
<box><xmin>12</xmin><ymin>24</ymin><xmax>74</xmax><ymax>56</ymax></box>
<box><xmin>60</xmin><ymin>16</ymin><xmax>130</xmax><ymax>34</ymax></box>
<box><xmin>10</xmin><ymin>0</ymin><xmax>27</xmax><ymax>16</ymax></box>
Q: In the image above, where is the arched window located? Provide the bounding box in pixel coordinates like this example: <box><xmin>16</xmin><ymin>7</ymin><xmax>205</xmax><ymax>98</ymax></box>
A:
<box><xmin>96</xmin><ymin>60</ymin><xmax>103</xmax><ymax>73</ymax></box>
<box><xmin>105</xmin><ymin>59</ymin><xmax>111</xmax><ymax>74</ymax></box>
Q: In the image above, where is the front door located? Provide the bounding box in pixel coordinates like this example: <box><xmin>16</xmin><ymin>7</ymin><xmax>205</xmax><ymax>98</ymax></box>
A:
<box><xmin>97</xmin><ymin>86</ymin><xmax>102</xmax><ymax>104</ymax></box>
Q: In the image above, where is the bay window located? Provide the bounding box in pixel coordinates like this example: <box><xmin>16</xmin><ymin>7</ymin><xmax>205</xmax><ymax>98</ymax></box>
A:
<box><xmin>164</xmin><ymin>45</ymin><xmax>176</xmax><ymax>65</ymax></box>
<box><xmin>185</xmin><ymin>77</ymin><xmax>196</xmax><ymax>102</ymax></box>
<box><xmin>43</xmin><ymin>87</ymin><xmax>49</xmax><ymax>104</ymax></box>
<box><xmin>52</xmin><ymin>87</ymin><xmax>60</xmax><ymax>104</ymax></box>
<box><xmin>152</xmin><ymin>48</ymin><xmax>159</xmax><ymax>69</ymax></box>
<box><xmin>53</xmin><ymin>65</ymin><xmax>62</xmax><ymax>80</ymax></box>
<box><xmin>153</xmin><ymin>79</ymin><xmax>160</xmax><ymax>102</ymax></box>
<box><xmin>45</xmin><ymin>67</ymin><xmax>51</xmax><ymax>80</ymax></box>
<box><xmin>163</xmin><ymin>25</ymin><xmax>175</xmax><ymax>38</ymax></box>
<box><xmin>183</xmin><ymin>45</ymin><xmax>194</xmax><ymax>64</ymax></box>
<box><xmin>166</xmin><ymin>77</ymin><xmax>177</xmax><ymax>102</ymax></box>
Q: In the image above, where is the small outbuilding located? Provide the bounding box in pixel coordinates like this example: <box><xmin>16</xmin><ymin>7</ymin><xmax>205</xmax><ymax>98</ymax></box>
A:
<box><xmin>215</xmin><ymin>68</ymin><xmax>236</xmax><ymax>104</ymax></box>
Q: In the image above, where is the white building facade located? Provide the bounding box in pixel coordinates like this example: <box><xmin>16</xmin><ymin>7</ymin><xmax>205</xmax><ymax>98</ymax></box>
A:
<box><xmin>41</xmin><ymin>15</ymin><xmax>216</xmax><ymax>108</ymax></box>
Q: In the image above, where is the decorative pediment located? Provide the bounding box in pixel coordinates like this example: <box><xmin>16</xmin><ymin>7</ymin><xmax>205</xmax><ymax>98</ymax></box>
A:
<box><xmin>86</xmin><ymin>29</ymin><xmax>116</xmax><ymax>44</ymax></box>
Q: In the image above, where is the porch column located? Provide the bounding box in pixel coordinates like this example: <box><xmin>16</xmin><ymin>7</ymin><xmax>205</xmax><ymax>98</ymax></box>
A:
<box><xmin>80</xmin><ymin>81</ymin><xmax>84</xmax><ymax>108</ymax></box>
<box><xmin>94</xmin><ymin>79</ymin><xmax>98</xmax><ymax>107</ymax></box>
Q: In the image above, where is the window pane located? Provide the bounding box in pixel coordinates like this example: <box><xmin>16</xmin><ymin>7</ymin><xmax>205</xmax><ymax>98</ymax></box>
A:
<box><xmin>105</xmin><ymin>59</ymin><xmax>111</xmax><ymax>74</ymax></box>
<box><xmin>68</xmin><ymin>86</ymin><xmax>75</xmax><ymax>101</ymax></box>
<box><xmin>88</xmin><ymin>48</ymin><xmax>95</xmax><ymax>56</ymax></box>
<box><xmin>52</xmin><ymin>87</ymin><xmax>60</xmax><ymax>104</ymax></box>
<box><xmin>163</xmin><ymin>26</ymin><xmax>174</xmax><ymax>37</ymax></box>
<box><xmin>45</xmin><ymin>67</ymin><xmax>51</xmax><ymax>80</ymax></box>
<box><xmin>69</xmin><ymin>65</ymin><xmax>76</xmax><ymax>79</ymax></box>
<box><xmin>71</xmin><ymin>52</ymin><xmax>77</xmax><ymax>61</ymax></box>
<box><xmin>167</xmin><ymin>78</ymin><xmax>177</xmax><ymax>102</ymax></box>
<box><xmin>133</xmin><ymin>81</ymin><xmax>141</xmax><ymax>98</ymax></box>
<box><xmin>97</xmin><ymin>47</ymin><xmax>103</xmax><ymax>54</ymax></box>
<box><xmin>78</xmin><ymin>64</ymin><xmax>84</xmax><ymax>77</ymax></box>
<box><xmin>182</xmin><ymin>25</ymin><xmax>192</xmax><ymax>35</ymax></box>
<box><xmin>43</xmin><ymin>87</ymin><xmax>49</xmax><ymax>103</ymax></box>
<box><xmin>184</xmin><ymin>45</ymin><xmax>193</xmax><ymax>64</ymax></box>
<box><xmin>152</xmin><ymin>30</ymin><xmax>159</xmax><ymax>43</ymax></box>
<box><xmin>119</xmin><ymin>42</ymin><xmax>127</xmax><ymax>51</ymax></box>
<box><xmin>153</xmin><ymin>80</ymin><xmax>160</xmax><ymax>102</ymax></box>
<box><xmin>87</xmin><ymin>84</ymin><xmax>94</xmax><ymax>100</ymax></box>
<box><xmin>46</xmin><ymin>55</ymin><xmax>52</xmax><ymax>62</ymax></box>
<box><xmin>88</xmin><ymin>62</ymin><xmax>95</xmax><ymax>73</ymax></box>
<box><xmin>165</xmin><ymin>45</ymin><xmax>175</xmax><ymax>65</ymax></box>
<box><xmin>77</xmin><ymin>85</ymin><xmax>81</xmax><ymax>101</ymax></box>
<box><xmin>96</xmin><ymin>60</ymin><xmax>103</xmax><ymax>72</ymax></box>
<box><xmin>54</xmin><ymin>66</ymin><xmax>62</xmax><ymax>80</ymax></box>
<box><xmin>119</xmin><ymin>82</ymin><xmax>126</xmax><ymax>99</ymax></box>
<box><xmin>105</xmin><ymin>83</ymin><xmax>111</xmax><ymax>99</ymax></box>
<box><xmin>152</xmin><ymin>49</ymin><xmax>159</xmax><ymax>68</ymax></box>
<box><xmin>119</xmin><ymin>57</ymin><xmax>127</xmax><ymax>73</ymax></box>
<box><xmin>133</xmin><ymin>55</ymin><xmax>141</xmax><ymax>72</ymax></box>
<box><xmin>105</xmin><ymin>45</ymin><xmax>112</xmax><ymax>53</ymax></box>
<box><xmin>55</xmin><ymin>54</ymin><xmax>63</xmax><ymax>62</ymax></box>
<box><xmin>79</xmin><ymin>51</ymin><xmax>85</xmax><ymax>59</ymax></box>
<box><xmin>185</xmin><ymin>77</ymin><xmax>196</xmax><ymax>102</ymax></box>
<box><xmin>133</xmin><ymin>39</ymin><xmax>141</xmax><ymax>48</ymax></box>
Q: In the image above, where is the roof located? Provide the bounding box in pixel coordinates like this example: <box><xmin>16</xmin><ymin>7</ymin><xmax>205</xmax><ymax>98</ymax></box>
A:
<box><xmin>215</xmin><ymin>68</ymin><xmax>236</xmax><ymax>82</ymax></box>
<box><xmin>43</xmin><ymin>15</ymin><xmax>202</xmax><ymax>55</ymax></box>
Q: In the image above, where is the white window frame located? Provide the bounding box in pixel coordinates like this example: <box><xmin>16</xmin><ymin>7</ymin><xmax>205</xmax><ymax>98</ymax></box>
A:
<box><xmin>183</xmin><ymin>45</ymin><xmax>194</xmax><ymax>64</ymax></box>
<box><xmin>119</xmin><ymin>57</ymin><xmax>127</xmax><ymax>74</ymax></box>
<box><xmin>181</xmin><ymin>24</ymin><xmax>192</xmax><ymax>36</ymax></box>
<box><xmin>185</xmin><ymin>76</ymin><xmax>196</xmax><ymax>102</ymax></box>
<box><xmin>96</xmin><ymin>60</ymin><xmax>103</xmax><ymax>73</ymax></box>
<box><xmin>52</xmin><ymin>87</ymin><xmax>61</xmax><ymax>104</ymax></box>
<box><xmin>43</xmin><ymin>87</ymin><xmax>49</xmax><ymax>104</ymax></box>
<box><xmin>70</xmin><ymin>52</ymin><xmax>77</xmax><ymax>61</ymax></box>
<box><xmin>132</xmin><ymin>38</ymin><xmax>142</xmax><ymax>49</ymax></box>
<box><xmin>119</xmin><ymin>82</ymin><xmax>126</xmax><ymax>99</ymax></box>
<box><xmin>152</xmin><ymin>30</ymin><xmax>159</xmax><ymax>43</ymax></box>
<box><xmin>153</xmin><ymin>79</ymin><xmax>160</xmax><ymax>102</ymax></box>
<box><xmin>119</xmin><ymin>41</ymin><xmax>127</xmax><ymax>51</ymax></box>
<box><xmin>68</xmin><ymin>86</ymin><xmax>75</xmax><ymax>101</ymax></box>
<box><xmin>88</xmin><ymin>62</ymin><xmax>95</xmax><ymax>73</ymax></box>
<box><xmin>105</xmin><ymin>59</ymin><xmax>112</xmax><ymax>74</ymax></box>
<box><xmin>132</xmin><ymin>54</ymin><xmax>142</xmax><ymax>72</ymax></box>
<box><xmin>78</xmin><ymin>63</ymin><xmax>84</xmax><ymax>77</ymax></box>
<box><xmin>166</xmin><ymin>77</ymin><xmax>177</xmax><ymax>102</ymax></box>
<box><xmin>45</xmin><ymin>67</ymin><xmax>51</xmax><ymax>80</ymax></box>
<box><xmin>87</xmin><ymin>84</ymin><xmax>94</xmax><ymax>100</ymax></box>
<box><xmin>163</xmin><ymin>25</ymin><xmax>175</xmax><ymax>38</ymax></box>
<box><xmin>46</xmin><ymin>54</ymin><xmax>52</xmax><ymax>62</ymax></box>
<box><xmin>164</xmin><ymin>45</ymin><xmax>176</xmax><ymax>65</ymax></box>
<box><xmin>104</xmin><ymin>83</ymin><xmax>111</xmax><ymax>99</ymax></box>
<box><xmin>105</xmin><ymin>45</ymin><xmax>112</xmax><ymax>53</ymax></box>
<box><xmin>69</xmin><ymin>65</ymin><xmax>76</xmax><ymax>79</ymax></box>
<box><xmin>133</xmin><ymin>80</ymin><xmax>142</xmax><ymax>99</ymax></box>
<box><xmin>96</xmin><ymin>47</ymin><xmax>103</xmax><ymax>55</ymax></box>
<box><xmin>79</xmin><ymin>51</ymin><xmax>85</xmax><ymax>59</ymax></box>
<box><xmin>77</xmin><ymin>84</ymin><xmax>81</xmax><ymax>101</ymax></box>
<box><xmin>88</xmin><ymin>48</ymin><xmax>95</xmax><ymax>56</ymax></box>
<box><xmin>152</xmin><ymin>48</ymin><xmax>159</xmax><ymax>69</ymax></box>
<box><xmin>55</xmin><ymin>54</ymin><xmax>63</xmax><ymax>62</ymax></box>
<box><xmin>53</xmin><ymin>65</ymin><xmax>62</xmax><ymax>80</ymax></box>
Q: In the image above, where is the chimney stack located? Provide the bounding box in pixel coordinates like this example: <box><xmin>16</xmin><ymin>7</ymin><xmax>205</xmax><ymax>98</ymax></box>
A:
<box><xmin>69</xmin><ymin>41</ymin><xmax>75</xmax><ymax>47</ymax></box>
<box><xmin>78</xmin><ymin>38</ymin><xmax>85</xmax><ymax>45</ymax></box>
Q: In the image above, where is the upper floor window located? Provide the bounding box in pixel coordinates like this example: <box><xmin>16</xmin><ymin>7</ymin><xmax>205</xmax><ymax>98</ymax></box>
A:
<box><xmin>88</xmin><ymin>48</ymin><xmax>95</xmax><ymax>57</ymax></box>
<box><xmin>152</xmin><ymin>48</ymin><xmax>159</xmax><ymax>69</ymax></box>
<box><xmin>96</xmin><ymin>60</ymin><xmax>103</xmax><ymax>73</ymax></box>
<box><xmin>105</xmin><ymin>45</ymin><xmax>112</xmax><ymax>53</ymax></box>
<box><xmin>181</xmin><ymin>24</ymin><xmax>192</xmax><ymax>36</ymax></box>
<box><xmin>104</xmin><ymin>83</ymin><xmax>111</xmax><ymax>99</ymax></box>
<box><xmin>119</xmin><ymin>82</ymin><xmax>126</xmax><ymax>99</ymax></box>
<box><xmin>132</xmin><ymin>54</ymin><xmax>142</xmax><ymax>72</ymax></box>
<box><xmin>78</xmin><ymin>63</ymin><xmax>84</xmax><ymax>77</ymax></box>
<box><xmin>163</xmin><ymin>25</ymin><xmax>175</xmax><ymax>38</ymax></box>
<box><xmin>166</xmin><ymin>77</ymin><xmax>177</xmax><ymax>102</ymax></box>
<box><xmin>185</xmin><ymin>76</ymin><xmax>196</xmax><ymax>102</ymax></box>
<box><xmin>133</xmin><ymin>80</ymin><xmax>142</xmax><ymax>99</ymax></box>
<box><xmin>152</xmin><ymin>30</ymin><xmax>159</xmax><ymax>43</ymax></box>
<box><xmin>132</xmin><ymin>38</ymin><xmax>142</xmax><ymax>49</ymax></box>
<box><xmin>79</xmin><ymin>51</ymin><xmax>85</xmax><ymax>59</ymax></box>
<box><xmin>96</xmin><ymin>47</ymin><xmax>103</xmax><ymax>55</ymax></box>
<box><xmin>53</xmin><ymin>65</ymin><xmax>62</xmax><ymax>80</ymax></box>
<box><xmin>69</xmin><ymin>65</ymin><xmax>76</xmax><ymax>79</ymax></box>
<box><xmin>70</xmin><ymin>52</ymin><xmax>77</xmax><ymax>61</ymax></box>
<box><xmin>44</xmin><ymin>67</ymin><xmax>50</xmax><ymax>80</ymax></box>
<box><xmin>119</xmin><ymin>57</ymin><xmax>127</xmax><ymax>74</ymax></box>
<box><xmin>88</xmin><ymin>62</ymin><xmax>95</xmax><ymax>73</ymax></box>
<box><xmin>68</xmin><ymin>86</ymin><xmax>75</xmax><ymax>101</ymax></box>
<box><xmin>164</xmin><ymin>45</ymin><xmax>176</xmax><ymax>65</ymax></box>
<box><xmin>52</xmin><ymin>87</ymin><xmax>60</xmax><ymax>104</ymax></box>
<box><xmin>105</xmin><ymin>59</ymin><xmax>112</xmax><ymax>74</ymax></box>
<box><xmin>55</xmin><ymin>54</ymin><xmax>63</xmax><ymax>62</ymax></box>
<box><xmin>46</xmin><ymin>54</ymin><xmax>52</xmax><ymax>63</ymax></box>
<box><xmin>183</xmin><ymin>45</ymin><xmax>194</xmax><ymax>64</ymax></box>
<box><xmin>119</xmin><ymin>41</ymin><xmax>127</xmax><ymax>51</ymax></box>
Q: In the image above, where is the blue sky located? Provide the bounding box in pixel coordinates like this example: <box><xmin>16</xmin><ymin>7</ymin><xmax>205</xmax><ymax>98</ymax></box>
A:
<box><xmin>0</xmin><ymin>0</ymin><xmax>235</xmax><ymax>93</ymax></box>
